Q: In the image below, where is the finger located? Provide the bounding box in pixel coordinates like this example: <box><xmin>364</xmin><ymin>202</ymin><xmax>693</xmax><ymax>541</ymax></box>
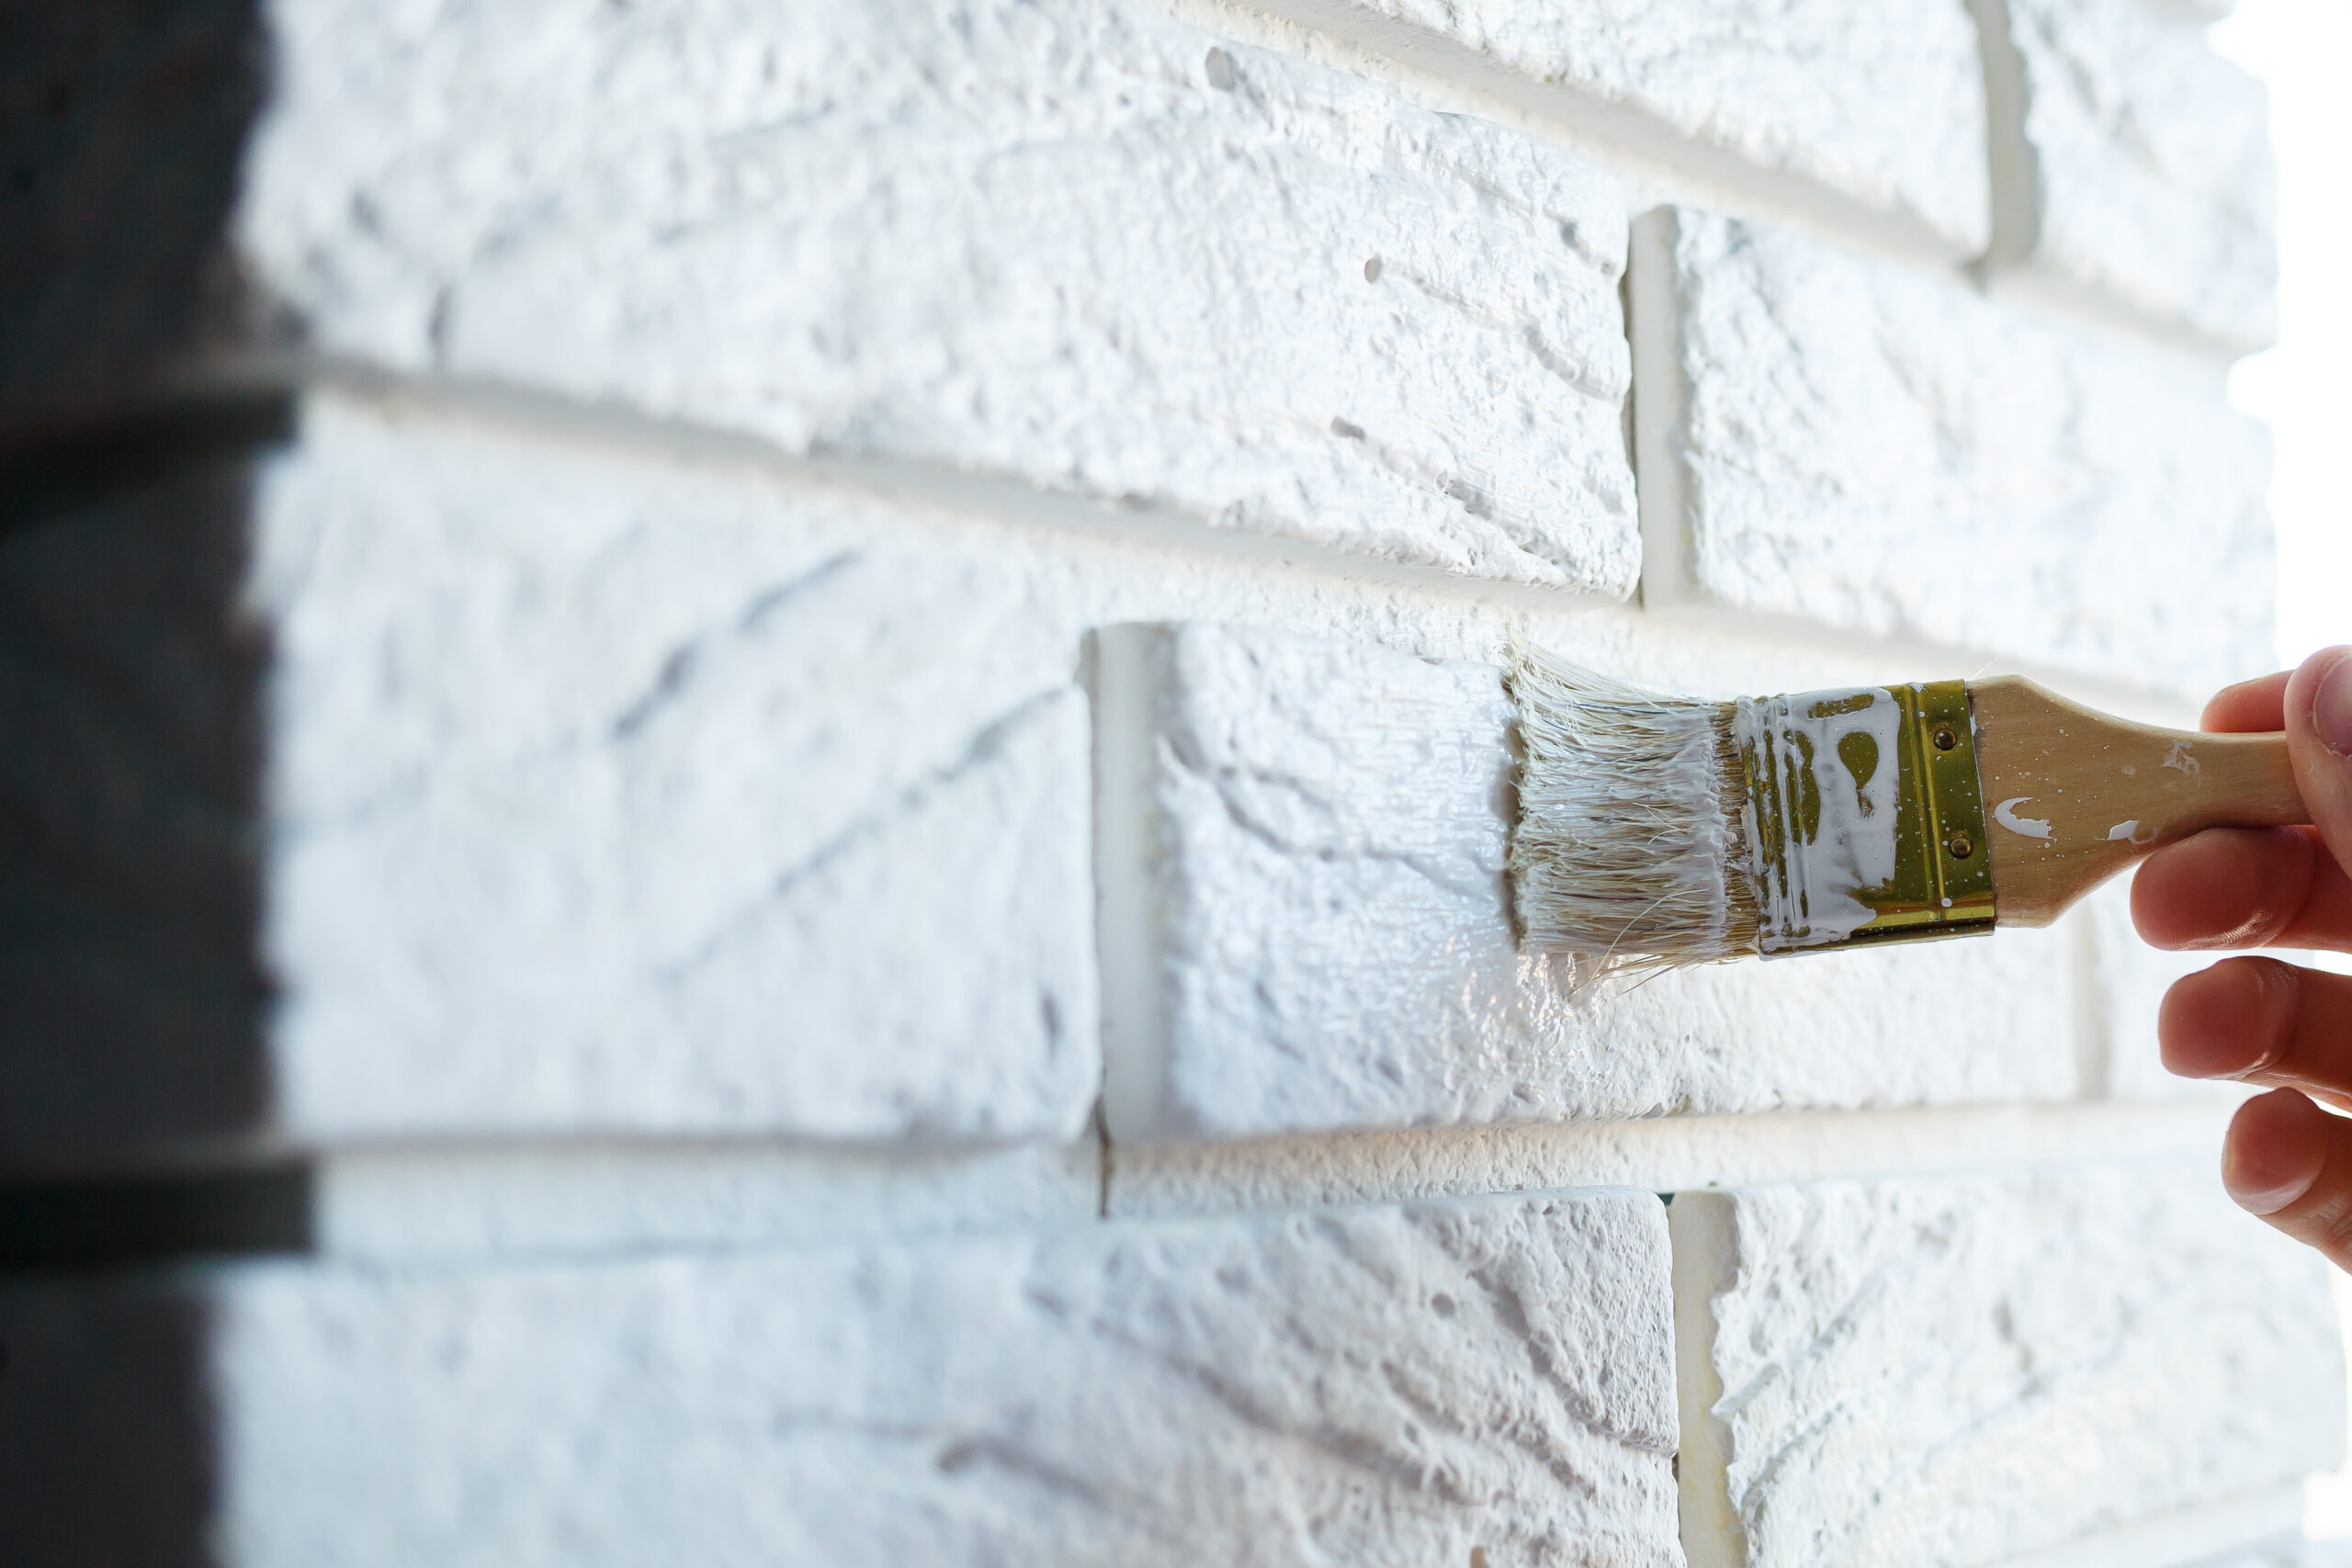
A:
<box><xmin>2222</xmin><ymin>1088</ymin><xmax>2352</xmax><ymax>1269</ymax></box>
<box><xmin>2160</xmin><ymin>956</ymin><xmax>2352</xmax><ymax>1111</ymax></box>
<box><xmin>2287</xmin><ymin>647</ymin><xmax>2352</xmax><ymax>890</ymax></box>
<box><xmin>2132</xmin><ymin>824</ymin><xmax>2352</xmax><ymax>952</ymax></box>
<box><xmin>2205</xmin><ymin>671</ymin><xmax>2290</xmax><ymax>733</ymax></box>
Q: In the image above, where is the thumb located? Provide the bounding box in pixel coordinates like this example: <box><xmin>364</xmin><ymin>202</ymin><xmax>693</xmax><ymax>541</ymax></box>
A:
<box><xmin>2286</xmin><ymin>645</ymin><xmax>2352</xmax><ymax>876</ymax></box>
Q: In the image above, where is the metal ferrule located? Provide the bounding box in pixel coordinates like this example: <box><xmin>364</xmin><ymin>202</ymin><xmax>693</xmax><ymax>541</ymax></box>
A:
<box><xmin>1736</xmin><ymin>680</ymin><xmax>1996</xmax><ymax>955</ymax></box>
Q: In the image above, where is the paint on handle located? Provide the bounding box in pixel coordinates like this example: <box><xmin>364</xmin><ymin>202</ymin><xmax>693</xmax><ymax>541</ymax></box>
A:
<box><xmin>1735</xmin><ymin>686</ymin><xmax>1901</xmax><ymax>951</ymax></box>
<box><xmin>1994</xmin><ymin>796</ymin><xmax>2052</xmax><ymax>840</ymax></box>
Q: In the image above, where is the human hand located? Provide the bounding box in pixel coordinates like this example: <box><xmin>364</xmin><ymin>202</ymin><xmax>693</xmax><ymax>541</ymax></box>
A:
<box><xmin>2133</xmin><ymin>645</ymin><xmax>2352</xmax><ymax>1266</ymax></box>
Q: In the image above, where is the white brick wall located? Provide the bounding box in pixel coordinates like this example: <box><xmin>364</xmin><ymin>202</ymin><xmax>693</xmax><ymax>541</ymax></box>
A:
<box><xmin>1673</xmin><ymin>1168</ymin><xmax>2343</xmax><ymax>1568</ymax></box>
<box><xmin>0</xmin><ymin>0</ymin><xmax>2329</xmax><ymax>1564</ymax></box>
<box><xmin>1633</xmin><ymin>205</ymin><xmax>2274</xmax><ymax>699</ymax></box>
<box><xmin>237</xmin><ymin>0</ymin><xmax>1639</xmax><ymax>591</ymax></box>
<box><xmin>1100</xmin><ymin>619</ymin><xmax>2077</xmax><ymax>1141</ymax></box>
<box><xmin>5</xmin><ymin>1190</ymin><xmax>1679</xmax><ymax>1567</ymax></box>
<box><xmin>1318</xmin><ymin>0</ymin><xmax>1992</xmax><ymax>253</ymax></box>
<box><xmin>1978</xmin><ymin>0</ymin><xmax>2277</xmax><ymax>349</ymax></box>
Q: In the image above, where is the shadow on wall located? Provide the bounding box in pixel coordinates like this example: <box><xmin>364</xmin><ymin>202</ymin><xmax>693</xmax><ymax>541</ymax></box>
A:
<box><xmin>1</xmin><ymin>0</ymin><xmax>274</xmax><ymax>440</ymax></box>
<box><xmin>0</xmin><ymin>1279</ymin><xmax>218</xmax><ymax>1567</ymax></box>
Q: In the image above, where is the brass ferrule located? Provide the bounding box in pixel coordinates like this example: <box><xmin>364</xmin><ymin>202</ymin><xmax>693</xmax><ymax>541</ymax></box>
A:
<box><xmin>1737</xmin><ymin>680</ymin><xmax>1996</xmax><ymax>954</ymax></box>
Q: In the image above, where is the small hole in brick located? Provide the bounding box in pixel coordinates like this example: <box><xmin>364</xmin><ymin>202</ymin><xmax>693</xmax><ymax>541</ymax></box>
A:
<box><xmin>1204</xmin><ymin>47</ymin><xmax>1237</xmax><ymax>90</ymax></box>
<box><xmin>1363</xmin><ymin>256</ymin><xmax>1383</xmax><ymax>283</ymax></box>
<box><xmin>1471</xmin><ymin>1549</ymin><xmax>1491</xmax><ymax>1568</ymax></box>
<box><xmin>1430</xmin><ymin>1292</ymin><xmax>1456</xmax><ymax>1318</ymax></box>
<box><xmin>1558</xmin><ymin>220</ymin><xmax>1579</xmax><ymax>248</ymax></box>
<box><xmin>1329</xmin><ymin>416</ymin><xmax>1365</xmax><ymax>440</ymax></box>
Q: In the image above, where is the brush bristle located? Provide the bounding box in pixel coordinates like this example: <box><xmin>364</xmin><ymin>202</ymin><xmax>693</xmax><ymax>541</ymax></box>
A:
<box><xmin>1505</xmin><ymin>640</ymin><xmax>1758</xmax><ymax>977</ymax></box>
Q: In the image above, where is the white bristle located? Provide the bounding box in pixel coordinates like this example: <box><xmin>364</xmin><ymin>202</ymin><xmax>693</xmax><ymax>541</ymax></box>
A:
<box><xmin>1505</xmin><ymin>639</ymin><xmax>1758</xmax><ymax>976</ymax></box>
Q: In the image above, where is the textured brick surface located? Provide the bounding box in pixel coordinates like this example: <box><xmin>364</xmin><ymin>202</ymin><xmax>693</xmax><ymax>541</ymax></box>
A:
<box><xmin>0</xmin><ymin>1190</ymin><xmax>1680</xmax><ymax>1567</ymax></box>
<box><xmin>1355</xmin><ymin>0</ymin><xmax>1988</xmax><ymax>251</ymax></box>
<box><xmin>1986</xmin><ymin>0</ymin><xmax>2275</xmax><ymax>349</ymax></box>
<box><xmin>1634</xmin><ymin>207</ymin><xmax>2273</xmax><ymax>697</ymax></box>
<box><xmin>1</xmin><ymin>396</ymin><xmax>1099</xmax><ymax>1160</ymax></box>
<box><xmin>1672</xmin><ymin>1166</ymin><xmax>2344</xmax><ymax>1568</ymax></box>
<box><xmin>1100</xmin><ymin>620</ymin><xmax>2076</xmax><ymax>1142</ymax></box>
<box><xmin>232</xmin><ymin>0</ymin><xmax>1637</xmax><ymax>591</ymax></box>
<box><xmin>257</xmin><ymin>401</ymin><xmax>1101</xmax><ymax>1144</ymax></box>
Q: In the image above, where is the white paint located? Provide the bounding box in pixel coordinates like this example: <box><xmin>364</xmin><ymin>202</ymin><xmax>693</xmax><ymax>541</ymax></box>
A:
<box><xmin>2107</xmin><ymin>818</ymin><xmax>2155</xmax><ymax>844</ymax></box>
<box><xmin>235</xmin><ymin>0</ymin><xmax>1639</xmax><ymax>592</ymax></box>
<box><xmin>1634</xmin><ymin>206</ymin><xmax>2275</xmax><ymax>699</ymax></box>
<box><xmin>181</xmin><ymin>1192</ymin><xmax>1680</xmax><ymax>1565</ymax></box>
<box><xmin>1996</xmin><ymin>796</ymin><xmax>2055</xmax><ymax>839</ymax></box>
<box><xmin>2165</xmin><ymin>739</ymin><xmax>2204</xmax><ymax>775</ymax></box>
<box><xmin>1677</xmin><ymin>1167</ymin><xmax>2344</xmax><ymax>1568</ymax></box>
<box><xmin>1104</xmin><ymin>623</ymin><xmax>2076</xmax><ymax>1141</ymax></box>
<box><xmin>246</xmin><ymin>403</ymin><xmax>1102</xmax><ymax>1143</ymax></box>
<box><xmin>1735</xmin><ymin>687</ymin><xmax>1903</xmax><ymax>951</ymax></box>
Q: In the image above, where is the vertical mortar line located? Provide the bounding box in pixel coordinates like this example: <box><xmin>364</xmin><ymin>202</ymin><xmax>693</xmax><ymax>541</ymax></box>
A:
<box><xmin>1627</xmin><ymin>208</ymin><xmax>1694</xmax><ymax>613</ymax></box>
<box><xmin>2068</xmin><ymin>905</ymin><xmax>2114</xmax><ymax>1101</ymax></box>
<box><xmin>1085</xmin><ymin>626</ymin><xmax>1170</xmax><ymax>1203</ymax></box>
<box><xmin>1963</xmin><ymin>0</ymin><xmax>2042</xmax><ymax>279</ymax></box>
<box><xmin>1667</xmin><ymin>1190</ymin><xmax>1746</xmax><ymax>1568</ymax></box>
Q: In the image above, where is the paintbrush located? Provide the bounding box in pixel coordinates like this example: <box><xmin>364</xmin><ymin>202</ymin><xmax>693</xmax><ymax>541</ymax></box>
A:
<box><xmin>1506</xmin><ymin>640</ymin><xmax>2307</xmax><ymax>973</ymax></box>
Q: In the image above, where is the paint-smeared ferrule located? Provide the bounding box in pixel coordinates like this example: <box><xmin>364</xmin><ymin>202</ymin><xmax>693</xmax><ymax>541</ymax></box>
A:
<box><xmin>1736</xmin><ymin>680</ymin><xmax>1997</xmax><ymax>955</ymax></box>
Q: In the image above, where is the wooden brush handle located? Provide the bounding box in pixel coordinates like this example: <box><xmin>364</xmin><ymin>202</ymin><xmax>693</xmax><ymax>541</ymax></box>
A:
<box><xmin>1970</xmin><ymin>675</ymin><xmax>2306</xmax><ymax>926</ymax></box>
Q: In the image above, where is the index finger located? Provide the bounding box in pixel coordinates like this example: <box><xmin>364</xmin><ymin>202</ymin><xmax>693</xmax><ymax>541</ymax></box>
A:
<box><xmin>2205</xmin><ymin>671</ymin><xmax>2291</xmax><ymax>733</ymax></box>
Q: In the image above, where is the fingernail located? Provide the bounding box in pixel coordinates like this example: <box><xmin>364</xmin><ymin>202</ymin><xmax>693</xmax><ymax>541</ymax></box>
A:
<box><xmin>2314</xmin><ymin>653</ymin><xmax>2352</xmax><ymax>756</ymax></box>
<box><xmin>2223</xmin><ymin>1134</ymin><xmax>2322</xmax><ymax>1214</ymax></box>
<box><xmin>2222</xmin><ymin>1090</ymin><xmax>2327</xmax><ymax>1214</ymax></box>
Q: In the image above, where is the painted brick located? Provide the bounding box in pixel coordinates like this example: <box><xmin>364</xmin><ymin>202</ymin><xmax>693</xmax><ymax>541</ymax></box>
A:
<box><xmin>0</xmin><ymin>394</ymin><xmax>1096</xmax><ymax>1162</ymax></box>
<box><xmin>1099</xmin><ymin>620</ymin><xmax>2077</xmax><ymax>1143</ymax></box>
<box><xmin>1980</xmin><ymin>0</ymin><xmax>2276</xmax><ymax>349</ymax></box>
<box><xmin>0</xmin><ymin>1190</ymin><xmax>1679</xmax><ymax>1567</ymax></box>
<box><xmin>224</xmin><ymin>0</ymin><xmax>1636</xmax><ymax>592</ymax></box>
<box><xmin>1348</xmin><ymin>0</ymin><xmax>1989</xmax><ymax>253</ymax></box>
<box><xmin>1634</xmin><ymin>206</ymin><xmax>2274</xmax><ymax>698</ymax></box>
<box><xmin>1670</xmin><ymin>1165</ymin><xmax>2345</xmax><ymax>1568</ymax></box>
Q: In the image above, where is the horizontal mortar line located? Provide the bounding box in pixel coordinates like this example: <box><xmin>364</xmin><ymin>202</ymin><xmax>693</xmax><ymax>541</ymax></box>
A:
<box><xmin>1181</xmin><ymin>0</ymin><xmax>2256</xmax><ymax>366</ymax></box>
<box><xmin>230</xmin><ymin>351</ymin><xmax>1646</xmax><ymax>617</ymax></box>
<box><xmin>207</xmin><ymin>355</ymin><xmax>2221</xmax><ymax>705</ymax></box>
<box><xmin>1977</xmin><ymin>1483</ymin><xmax>2307</xmax><ymax>1568</ymax></box>
<box><xmin>1976</xmin><ymin>260</ymin><xmax>2256</xmax><ymax>373</ymax></box>
<box><xmin>1177</xmin><ymin>0</ymin><xmax>1978</xmax><ymax>274</ymax></box>
<box><xmin>1104</xmin><ymin>1099</ymin><xmax>2244</xmax><ymax>1220</ymax></box>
